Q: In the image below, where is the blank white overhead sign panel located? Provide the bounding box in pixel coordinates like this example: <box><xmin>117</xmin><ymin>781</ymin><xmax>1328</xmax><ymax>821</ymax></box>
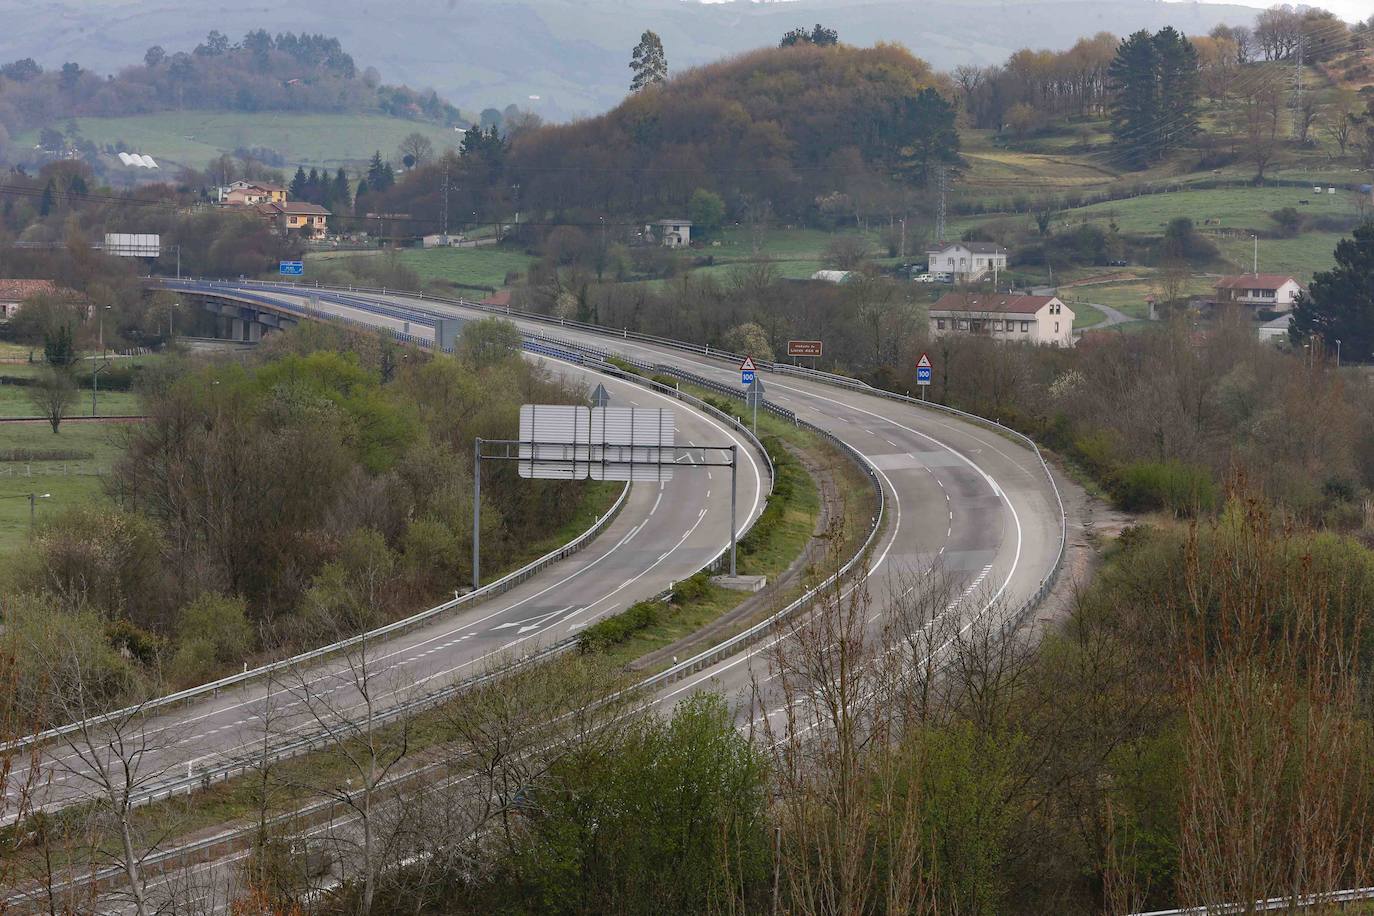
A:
<box><xmin>589</xmin><ymin>406</ymin><xmax>676</xmax><ymax>482</ymax></box>
<box><xmin>519</xmin><ymin>404</ymin><xmax>590</xmax><ymax>479</ymax></box>
<box><xmin>517</xmin><ymin>404</ymin><xmax>675</xmax><ymax>481</ymax></box>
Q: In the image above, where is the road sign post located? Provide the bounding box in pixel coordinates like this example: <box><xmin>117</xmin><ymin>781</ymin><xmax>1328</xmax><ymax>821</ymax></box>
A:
<box><xmin>745</xmin><ymin>376</ymin><xmax>766</xmax><ymax>435</ymax></box>
<box><xmin>916</xmin><ymin>352</ymin><xmax>932</xmax><ymax>400</ymax></box>
<box><xmin>787</xmin><ymin>340</ymin><xmax>823</xmax><ymax>368</ymax></box>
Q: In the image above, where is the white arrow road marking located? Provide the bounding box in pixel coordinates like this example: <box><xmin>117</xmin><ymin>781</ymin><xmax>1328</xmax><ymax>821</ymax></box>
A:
<box><xmin>489</xmin><ymin>605</ymin><xmax>578</xmax><ymax>634</ymax></box>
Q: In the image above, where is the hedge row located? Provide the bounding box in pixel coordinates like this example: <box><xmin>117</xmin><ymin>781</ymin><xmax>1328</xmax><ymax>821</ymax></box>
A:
<box><xmin>0</xmin><ymin>364</ymin><xmax>142</xmax><ymax>391</ymax></box>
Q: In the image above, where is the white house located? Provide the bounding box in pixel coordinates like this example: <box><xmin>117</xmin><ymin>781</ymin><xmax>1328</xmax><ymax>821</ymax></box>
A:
<box><xmin>649</xmin><ymin>219</ymin><xmax>691</xmax><ymax>248</ymax></box>
<box><xmin>1212</xmin><ymin>274</ymin><xmax>1306</xmax><ymax>312</ymax></box>
<box><xmin>930</xmin><ymin>293</ymin><xmax>1075</xmax><ymax>347</ymax></box>
<box><xmin>925</xmin><ymin>241</ymin><xmax>1008</xmax><ymax>282</ymax></box>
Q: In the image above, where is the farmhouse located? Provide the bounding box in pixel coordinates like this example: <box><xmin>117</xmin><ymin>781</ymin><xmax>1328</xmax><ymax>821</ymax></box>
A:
<box><xmin>925</xmin><ymin>241</ymin><xmax>1008</xmax><ymax>283</ymax></box>
<box><xmin>0</xmin><ymin>279</ymin><xmax>85</xmax><ymax>319</ymax></box>
<box><xmin>257</xmin><ymin>201</ymin><xmax>332</xmax><ymax>239</ymax></box>
<box><xmin>220</xmin><ymin>181</ymin><xmax>288</xmax><ymax>207</ymax></box>
<box><xmin>930</xmin><ymin>293</ymin><xmax>1075</xmax><ymax>347</ymax></box>
<box><xmin>648</xmin><ymin>219</ymin><xmax>691</xmax><ymax>248</ymax></box>
<box><xmin>1211</xmin><ymin>274</ymin><xmax>1306</xmax><ymax>312</ymax></box>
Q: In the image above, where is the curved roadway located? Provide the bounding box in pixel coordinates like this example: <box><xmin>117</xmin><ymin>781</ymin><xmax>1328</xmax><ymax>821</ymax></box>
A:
<box><xmin>15</xmin><ymin>356</ymin><xmax>765</xmax><ymax>817</ymax></box>
<box><xmin>20</xmin><ymin>280</ymin><xmax>1066</xmax><ymax>913</ymax></box>
<box><xmin>212</xmin><ymin>283</ymin><xmax>1063</xmax><ymax>710</ymax></box>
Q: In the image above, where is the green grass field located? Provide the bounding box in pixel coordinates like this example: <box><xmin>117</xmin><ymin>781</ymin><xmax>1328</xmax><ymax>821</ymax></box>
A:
<box><xmin>0</xmin><ymin>421</ymin><xmax>124</xmax><ymax>556</ymax></box>
<box><xmin>0</xmin><ymin>384</ymin><xmax>141</xmax><ymax>419</ymax></box>
<box><xmin>1061</xmin><ymin>186</ymin><xmax>1361</xmax><ymax>237</ymax></box>
<box><xmin>1061</xmin><ymin>275</ymin><xmax>1218</xmax><ymax>320</ymax></box>
<box><xmin>17</xmin><ymin>111</ymin><xmax>463</xmax><ymax>170</ymax></box>
<box><xmin>309</xmin><ymin>247</ymin><xmax>537</xmax><ymax>290</ymax></box>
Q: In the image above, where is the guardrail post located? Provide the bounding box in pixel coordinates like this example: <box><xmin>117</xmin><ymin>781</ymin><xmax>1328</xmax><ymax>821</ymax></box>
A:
<box><xmin>473</xmin><ymin>438</ymin><xmax>482</xmax><ymax>590</ymax></box>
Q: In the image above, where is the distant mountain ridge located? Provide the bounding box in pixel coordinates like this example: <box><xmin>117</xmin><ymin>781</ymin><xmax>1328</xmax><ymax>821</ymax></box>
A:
<box><xmin>0</xmin><ymin>0</ymin><xmax>1262</xmax><ymax>119</ymax></box>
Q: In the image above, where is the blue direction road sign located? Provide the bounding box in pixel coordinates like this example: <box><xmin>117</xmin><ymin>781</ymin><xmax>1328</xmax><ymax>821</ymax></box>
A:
<box><xmin>279</xmin><ymin>260</ymin><xmax>304</xmax><ymax>276</ymax></box>
<box><xmin>740</xmin><ymin>355</ymin><xmax>757</xmax><ymax>387</ymax></box>
<box><xmin>916</xmin><ymin>352</ymin><xmax>932</xmax><ymax>386</ymax></box>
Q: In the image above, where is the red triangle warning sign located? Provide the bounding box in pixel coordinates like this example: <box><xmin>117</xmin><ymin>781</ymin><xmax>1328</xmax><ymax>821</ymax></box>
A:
<box><xmin>740</xmin><ymin>356</ymin><xmax>757</xmax><ymax>371</ymax></box>
<box><xmin>917</xmin><ymin>353</ymin><xmax>932</xmax><ymax>369</ymax></box>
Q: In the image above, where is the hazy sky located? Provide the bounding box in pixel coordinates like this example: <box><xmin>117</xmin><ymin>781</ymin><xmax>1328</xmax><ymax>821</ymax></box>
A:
<box><xmin>1168</xmin><ymin>0</ymin><xmax>1368</xmax><ymax>23</ymax></box>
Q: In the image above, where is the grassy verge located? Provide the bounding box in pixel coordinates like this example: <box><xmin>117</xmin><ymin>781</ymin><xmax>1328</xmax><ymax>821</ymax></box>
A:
<box><xmin>580</xmin><ymin>384</ymin><xmax>875</xmax><ymax>669</ymax></box>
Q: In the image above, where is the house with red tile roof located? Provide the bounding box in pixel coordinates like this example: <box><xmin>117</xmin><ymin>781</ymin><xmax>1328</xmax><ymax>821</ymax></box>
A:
<box><xmin>0</xmin><ymin>279</ymin><xmax>85</xmax><ymax>319</ymax></box>
<box><xmin>930</xmin><ymin>293</ymin><xmax>1075</xmax><ymax>347</ymax></box>
<box><xmin>1211</xmin><ymin>274</ymin><xmax>1306</xmax><ymax>312</ymax></box>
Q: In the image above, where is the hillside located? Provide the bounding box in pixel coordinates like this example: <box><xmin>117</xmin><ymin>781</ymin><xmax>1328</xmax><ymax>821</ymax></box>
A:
<box><xmin>11</xmin><ymin>111</ymin><xmax>463</xmax><ymax>173</ymax></box>
<box><xmin>0</xmin><ymin>0</ymin><xmax>1264</xmax><ymax>118</ymax></box>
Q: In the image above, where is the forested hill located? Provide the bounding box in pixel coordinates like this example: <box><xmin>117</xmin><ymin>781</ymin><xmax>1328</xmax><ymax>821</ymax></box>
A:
<box><xmin>0</xmin><ymin>30</ymin><xmax>463</xmax><ymax>135</ymax></box>
<box><xmin>366</xmin><ymin>43</ymin><xmax>959</xmax><ymax>231</ymax></box>
<box><xmin>0</xmin><ymin>0</ymin><xmax>1261</xmax><ymax>119</ymax></box>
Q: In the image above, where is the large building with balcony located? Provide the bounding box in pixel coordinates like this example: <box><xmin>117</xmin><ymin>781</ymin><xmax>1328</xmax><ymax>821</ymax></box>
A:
<box><xmin>925</xmin><ymin>241</ymin><xmax>1009</xmax><ymax>282</ymax></box>
<box><xmin>929</xmin><ymin>293</ymin><xmax>1075</xmax><ymax>347</ymax></box>
<box><xmin>1211</xmin><ymin>274</ymin><xmax>1306</xmax><ymax>312</ymax></box>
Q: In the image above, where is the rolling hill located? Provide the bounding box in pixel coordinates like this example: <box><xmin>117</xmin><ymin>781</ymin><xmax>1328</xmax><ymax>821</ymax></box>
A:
<box><xmin>1</xmin><ymin>0</ymin><xmax>1264</xmax><ymax>119</ymax></box>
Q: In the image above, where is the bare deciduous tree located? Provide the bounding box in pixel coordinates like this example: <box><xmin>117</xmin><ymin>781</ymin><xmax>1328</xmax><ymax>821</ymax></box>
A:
<box><xmin>28</xmin><ymin>368</ymin><xmax>77</xmax><ymax>434</ymax></box>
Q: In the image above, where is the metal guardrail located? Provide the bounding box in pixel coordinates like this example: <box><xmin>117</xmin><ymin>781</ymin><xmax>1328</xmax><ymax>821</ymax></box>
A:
<box><xmin>1131</xmin><ymin>886</ymin><xmax>1374</xmax><ymax>915</ymax></box>
<box><xmin>2</xmin><ymin>423</ymin><xmax>628</xmax><ymax>759</ymax></box>
<box><xmin>17</xmin><ymin>273</ymin><xmax>1070</xmax><ymax>903</ymax></box>
<box><xmin>173</xmin><ymin>276</ymin><xmax>1064</xmax><ymax>627</ymax></box>
<box><xmin>168</xmin><ymin>276</ymin><xmax>1065</xmax><ymax>626</ymax></box>
<box><xmin>8</xmin><ymin>301</ymin><xmax>779</xmax><ymax>814</ymax></box>
<box><xmin>91</xmin><ymin>336</ymin><xmax>776</xmax><ymax>813</ymax></box>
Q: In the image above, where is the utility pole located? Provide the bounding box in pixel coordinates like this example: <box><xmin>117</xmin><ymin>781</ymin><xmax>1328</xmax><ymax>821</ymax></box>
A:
<box><xmin>442</xmin><ymin>159</ymin><xmax>450</xmax><ymax>244</ymax></box>
<box><xmin>1252</xmin><ymin>234</ymin><xmax>1259</xmax><ymax>276</ymax></box>
<box><xmin>1292</xmin><ymin>34</ymin><xmax>1304</xmax><ymax>138</ymax></box>
<box><xmin>935</xmin><ymin>166</ymin><xmax>948</xmax><ymax>242</ymax></box>
<box><xmin>473</xmin><ymin>437</ymin><xmax>482</xmax><ymax>591</ymax></box>
<box><xmin>899</xmin><ymin>217</ymin><xmax>906</xmax><ymax>261</ymax></box>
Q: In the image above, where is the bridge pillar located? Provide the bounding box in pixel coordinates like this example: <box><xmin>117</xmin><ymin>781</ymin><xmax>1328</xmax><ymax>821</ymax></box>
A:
<box><xmin>230</xmin><ymin>318</ymin><xmax>245</xmax><ymax>341</ymax></box>
<box><xmin>247</xmin><ymin>320</ymin><xmax>263</xmax><ymax>343</ymax></box>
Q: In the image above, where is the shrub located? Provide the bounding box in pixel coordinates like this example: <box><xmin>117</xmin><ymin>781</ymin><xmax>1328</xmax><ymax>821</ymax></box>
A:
<box><xmin>577</xmin><ymin>599</ymin><xmax>661</xmax><ymax>653</ymax></box>
<box><xmin>1113</xmin><ymin>461</ymin><xmax>1218</xmax><ymax>516</ymax></box>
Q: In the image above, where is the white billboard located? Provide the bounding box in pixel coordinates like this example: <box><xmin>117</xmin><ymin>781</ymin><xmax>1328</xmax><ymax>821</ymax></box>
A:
<box><xmin>519</xmin><ymin>405</ymin><xmax>591</xmax><ymax>480</ymax></box>
<box><xmin>517</xmin><ymin>405</ymin><xmax>675</xmax><ymax>481</ymax></box>
<box><xmin>103</xmin><ymin>233</ymin><xmax>161</xmax><ymax>258</ymax></box>
<box><xmin>588</xmin><ymin>406</ymin><xmax>676</xmax><ymax>481</ymax></box>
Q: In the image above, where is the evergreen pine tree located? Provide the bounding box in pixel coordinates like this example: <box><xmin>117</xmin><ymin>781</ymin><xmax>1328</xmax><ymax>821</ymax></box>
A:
<box><xmin>1108</xmin><ymin>31</ymin><xmax>1160</xmax><ymax>168</ymax></box>
<box><xmin>366</xmin><ymin>151</ymin><xmax>387</xmax><ymax>188</ymax></box>
<box><xmin>1154</xmin><ymin>27</ymin><xmax>1200</xmax><ymax>155</ymax></box>
<box><xmin>39</xmin><ymin>180</ymin><xmax>55</xmax><ymax>216</ymax></box>
<box><xmin>289</xmin><ymin>165</ymin><xmax>308</xmax><ymax>200</ymax></box>
<box><xmin>1290</xmin><ymin>222</ymin><xmax>1374</xmax><ymax>358</ymax></box>
<box><xmin>306</xmin><ymin>167</ymin><xmax>321</xmax><ymax>203</ymax></box>
<box><xmin>354</xmin><ymin>177</ymin><xmax>369</xmax><ymax>215</ymax></box>
<box><xmin>629</xmin><ymin>30</ymin><xmax>668</xmax><ymax>92</ymax></box>
<box><xmin>332</xmin><ymin>168</ymin><xmax>352</xmax><ymax>210</ymax></box>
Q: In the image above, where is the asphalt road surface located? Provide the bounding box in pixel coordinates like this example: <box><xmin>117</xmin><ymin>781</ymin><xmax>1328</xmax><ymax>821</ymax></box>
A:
<box><xmin>16</xmin><ymin>281</ymin><xmax>1064</xmax><ymax>913</ymax></box>
<box><xmin>11</xmin><ymin>355</ymin><xmax>765</xmax><ymax>821</ymax></box>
